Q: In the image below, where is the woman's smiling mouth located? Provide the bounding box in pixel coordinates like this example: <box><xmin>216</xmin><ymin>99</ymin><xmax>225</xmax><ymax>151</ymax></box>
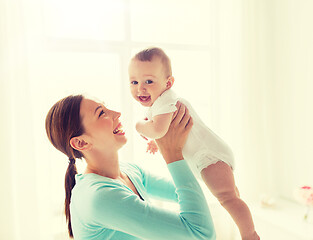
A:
<box><xmin>113</xmin><ymin>123</ymin><xmax>125</xmax><ymax>135</ymax></box>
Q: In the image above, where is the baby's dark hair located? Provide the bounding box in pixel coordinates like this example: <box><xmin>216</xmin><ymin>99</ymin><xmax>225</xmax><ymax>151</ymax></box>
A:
<box><xmin>133</xmin><ymin>47</ymin><xmax>172</xmax><ymax>78</ymax></box>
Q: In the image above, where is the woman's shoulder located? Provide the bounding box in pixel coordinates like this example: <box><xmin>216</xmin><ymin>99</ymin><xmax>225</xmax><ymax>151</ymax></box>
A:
<box><xmin>74</xmin><ymin>163</ymin><xmax>144</xmax><ymax>193</ymax></box>
<box><xmin>120</xmin><ymin>161</ymin><xmax>143</xmax><ymax>173</ymax></box>
<box><xmin>120</xmin><ymin>161</ymin><xmax>147</xmax><ymax>181</ymax></box>
<box><xmin>71</xmin><ymin>173</ymin><xmax>140</xmax><ymax>224</ymax></box>
<box><xmin>74</xmin><ymin>173</ymin><xmax>123</xmax><ymax>195</ymax></box>
<box><xmin>73</xmin><ymin>173</ymin><xmax>134</xmax><ymax>207</ymax></box>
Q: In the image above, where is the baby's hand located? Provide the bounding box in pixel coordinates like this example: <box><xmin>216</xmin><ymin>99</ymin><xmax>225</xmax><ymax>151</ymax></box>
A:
<box><xmin>146</xmin><ymin>140</ymin><xmax>159</xmax><ymax>154</ymax></box>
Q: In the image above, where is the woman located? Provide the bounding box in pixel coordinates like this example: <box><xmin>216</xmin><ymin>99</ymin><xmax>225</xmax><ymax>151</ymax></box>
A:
<box><xmin>45</xmin><ymin>94</ymin><xmax>215</xmax><ymax>240</ymax></box>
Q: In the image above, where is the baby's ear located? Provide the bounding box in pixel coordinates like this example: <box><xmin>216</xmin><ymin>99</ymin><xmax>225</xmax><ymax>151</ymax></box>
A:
<box><xmin>166</xmin><ymin>76</ymin><xmax>174</xmax><ymax>89</ymax></box>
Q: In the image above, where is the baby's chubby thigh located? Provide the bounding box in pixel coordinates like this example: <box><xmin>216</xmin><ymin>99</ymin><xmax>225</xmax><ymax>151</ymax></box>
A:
<box><xmin>200</xmin><ymin>160</ymin><xmax>238</xmax><ymax>205</ymax></box>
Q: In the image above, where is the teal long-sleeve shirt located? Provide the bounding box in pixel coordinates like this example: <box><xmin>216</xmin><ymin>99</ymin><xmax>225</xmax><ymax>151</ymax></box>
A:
<box><xmin>70</xmin><ymin>160</ymin><xmax>216</xmax><ymax>240</ymax></box>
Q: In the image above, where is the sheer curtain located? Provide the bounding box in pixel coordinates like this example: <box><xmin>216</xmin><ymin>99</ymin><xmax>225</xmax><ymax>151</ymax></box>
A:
<box><xmin>216</xmin><ymin>0</ymin><xmax>313</xmax><ymax>202</ymax></box>
<box><xmin>240</xmin><ymin>0</ymin><xmax>313</xmax><ymax>200</ymax></box>
<box><xmin>270</xmin><ymin>0</ymin><xmax>313</xmax><ymax>199</ymax></box>
<box><xmin>1</xmin><ymin>0</ymin><xmax>39</xmax><ymax>239</ymax></box>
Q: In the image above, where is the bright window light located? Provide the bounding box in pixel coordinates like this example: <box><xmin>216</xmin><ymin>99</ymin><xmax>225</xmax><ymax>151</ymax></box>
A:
<box><xmin>44</xmin><ymin>0</ymin><xmax>126</xmax><ymax>40</ymax></box>
<box><xmin>130</xmin><ymin>0</ymin><xmax>211</xmax><ymax>45</ymax></box>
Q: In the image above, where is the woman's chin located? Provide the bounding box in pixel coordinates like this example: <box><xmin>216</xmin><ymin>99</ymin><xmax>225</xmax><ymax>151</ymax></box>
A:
<box><xmin>116</xmin><ymin>135</ymin><xmax>127</xmax><ymax>148</ymax></box>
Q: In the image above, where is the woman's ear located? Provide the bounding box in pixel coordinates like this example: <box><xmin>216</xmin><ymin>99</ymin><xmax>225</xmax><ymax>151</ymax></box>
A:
<box><xmin>70</xmin><ymin>136</ymin><xmax>91</xmax><ymax>151</ymax></box>
<box><xmin>166</xmin><ymin>76</ymin><xmax>174</xmax><ymax>89</ymax></box>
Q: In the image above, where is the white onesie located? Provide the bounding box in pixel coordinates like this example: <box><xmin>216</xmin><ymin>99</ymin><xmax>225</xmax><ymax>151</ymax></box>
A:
<box><xmin>146</xmin><ymin>89</ymin><xmax>235</xmax><ymax>178</ymax></box>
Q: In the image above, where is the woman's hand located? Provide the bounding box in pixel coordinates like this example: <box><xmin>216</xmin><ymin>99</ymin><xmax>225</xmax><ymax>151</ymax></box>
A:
<box><xmin>155</xmin><ymin>102</ymin><xmax>193</xmax><ymax>164</ymax></box>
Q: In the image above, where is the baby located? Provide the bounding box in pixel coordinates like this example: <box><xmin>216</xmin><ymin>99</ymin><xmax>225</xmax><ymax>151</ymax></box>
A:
<box><xmin>128</xmin><ymin>47</ymin><xmax>260</xmax><ymax>240</ymax></box>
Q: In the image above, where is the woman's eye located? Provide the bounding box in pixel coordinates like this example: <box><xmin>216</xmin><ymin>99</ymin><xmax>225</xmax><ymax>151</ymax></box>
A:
<box><xmin>131</xmin><ymin>81</ymin><xmax>138</xmax><ymax>85</ymax></box>
<box><xmin>99</xmin><ymin>110</ymin><xmax>105</xmax><ymax>117</ymax></box>
<box><xmin>145</xmin><ymin>80</ymin><xmax>153</xmax><ymax>84</ymax></box>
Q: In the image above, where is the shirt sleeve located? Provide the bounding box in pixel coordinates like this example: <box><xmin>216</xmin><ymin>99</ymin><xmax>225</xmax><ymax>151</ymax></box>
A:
<box><xmin>151</xmin><ymin>104</ymin><xmax>177</xmax><ymax>119</ymax></box>
<box><xmin>150</xmin><ymin>89</ymin><xmax>177</xmax><ymax>119</ymax></box>
<box><xmin>90</xmin><ymin>160</ymin><xmax>216</xmax><ymax>240</ymax></box>
<box><xmin>139</xmin><ymin>165</ymin><xmax>178</xmax><ymax>202</ymax></box>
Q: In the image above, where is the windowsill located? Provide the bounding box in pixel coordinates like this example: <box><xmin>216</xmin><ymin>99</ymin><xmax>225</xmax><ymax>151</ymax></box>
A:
<box><xmin>251</xmin><ymin>198</ymin><xmax>313</xmax><ymax>240</ymax></box>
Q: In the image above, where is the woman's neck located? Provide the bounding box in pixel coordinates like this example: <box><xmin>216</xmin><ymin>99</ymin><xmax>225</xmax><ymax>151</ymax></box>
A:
<box><xmin>84</xmin><ymin>151</ymin><xmax>122</xmax><ymax>179</ymax></box>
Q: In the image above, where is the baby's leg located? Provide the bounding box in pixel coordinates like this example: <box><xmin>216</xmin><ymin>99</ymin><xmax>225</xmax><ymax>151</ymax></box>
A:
<box><xmin>201</xmin><ymin>161</ymin><xmax>259</xmax><ymax>240</ymax></box>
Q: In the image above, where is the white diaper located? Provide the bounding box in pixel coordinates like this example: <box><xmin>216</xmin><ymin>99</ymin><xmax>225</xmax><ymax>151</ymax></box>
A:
<box><xmin>185</xmin><ymin>149</ymin><xmax>235</xmax><ymax>179</ymax></box>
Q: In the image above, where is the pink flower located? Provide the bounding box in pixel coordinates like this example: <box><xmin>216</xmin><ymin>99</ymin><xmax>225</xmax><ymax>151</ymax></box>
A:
<box><xmin>294</xmin><ymin>185</ymin><xmax>313</xmax><ymax>206</ymax></box>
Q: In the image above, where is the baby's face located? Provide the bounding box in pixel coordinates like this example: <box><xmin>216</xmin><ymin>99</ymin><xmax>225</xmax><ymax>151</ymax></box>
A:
<box><xmin>128</xmin><ymin>57</ymin><xmax>169</xmax><ymax>107</ymax></box>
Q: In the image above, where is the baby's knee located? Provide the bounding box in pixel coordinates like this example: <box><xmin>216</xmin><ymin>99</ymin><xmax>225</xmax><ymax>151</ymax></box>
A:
<box><xmin>215</xmin><ymin>189</ymin><xmax>240</xmax><ymax>206</ymax></box>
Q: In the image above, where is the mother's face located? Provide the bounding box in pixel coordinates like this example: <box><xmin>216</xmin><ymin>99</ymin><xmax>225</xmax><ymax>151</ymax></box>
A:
<box><xmin>79</xmin><ymin>98</ymin><xmax>127</xmax><ymax>151</ymax></box>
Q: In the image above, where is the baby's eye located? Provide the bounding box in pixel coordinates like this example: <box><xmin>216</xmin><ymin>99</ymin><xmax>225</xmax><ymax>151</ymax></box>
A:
<box><xmin>99</xmin><ymin>110</ymin><xmax>105</xmax><ymax>118</ymax></box>
<box><xmin>131</xmin><ymin>81</ymin><xmax>138</xmax><ymax>85</ymax></box>
<box><xmin>145</xmin><ymin>80</ymin><xmax>153</xmax><ymax>84</ymax></box>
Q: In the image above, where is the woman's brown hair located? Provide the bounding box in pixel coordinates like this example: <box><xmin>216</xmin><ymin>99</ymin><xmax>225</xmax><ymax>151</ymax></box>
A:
<box><xmin>45</xmin><ymin>95</ymin><xmax>84</xmax><ymax>238</ymax></box>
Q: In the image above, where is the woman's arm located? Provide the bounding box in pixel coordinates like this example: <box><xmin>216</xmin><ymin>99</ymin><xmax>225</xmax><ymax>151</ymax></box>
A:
<box><xmin>136</xmin><ymin>112</ymin><xmax>173</xmax><ymax>139</ymax></box>
<box><xmin>132</xmin><ymin>163</ymin><xmax>178</xmax><ymax>202</ymax></box>
<box><xmin>91</xmin><ymin>160</ymin><xmax>215</xmax><ymax>240</ymax></box>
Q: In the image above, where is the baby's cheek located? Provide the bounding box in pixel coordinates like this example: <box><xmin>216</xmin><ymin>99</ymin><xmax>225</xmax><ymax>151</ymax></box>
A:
<box><xmin>130</xmin><ymin>89</ymin><xmax>137</xmax><ymax>98</ymax></box>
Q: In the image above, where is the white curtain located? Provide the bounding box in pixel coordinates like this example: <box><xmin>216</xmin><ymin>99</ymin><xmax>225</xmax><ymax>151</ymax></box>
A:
<box><xmin>240</xmin><ymin>0</ymin><xmax>313</xmax><ymax>199</ymax></box>
<box><xmin>1</xmin><ymin>0</ymin><xmax>39</xmax><ymax>239</ymax></box>
<box><xmin>211</xmin><ymin>0</ymin><xmax>274</xmax><ymax>200</ymax></box>
<box><xmin>270</xmin><ymin>0</ymin><xmax>313</xmax><ymax>199</ymax></box>
<box><xmin>215</xmin><ymin>0</ymin><xmax>313</xmax><ymax>201</ymax></box>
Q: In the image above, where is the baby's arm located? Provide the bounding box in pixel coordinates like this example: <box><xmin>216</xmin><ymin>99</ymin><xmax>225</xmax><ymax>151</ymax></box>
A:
<box><xmin>136</xmin><ymin>112</ymin><xmax>173</xmax><ymax>139</ymax></box>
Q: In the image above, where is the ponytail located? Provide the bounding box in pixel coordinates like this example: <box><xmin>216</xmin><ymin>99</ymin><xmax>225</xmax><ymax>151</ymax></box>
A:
<box><xmin>65</xmin><ymin>157</ymin><xmax>78</xmax><ymax>238</ymax></box>
<box><xmin>45</xmin><ymin>94</ymin><xmax>84</xmax><ymax>239</ymax></box>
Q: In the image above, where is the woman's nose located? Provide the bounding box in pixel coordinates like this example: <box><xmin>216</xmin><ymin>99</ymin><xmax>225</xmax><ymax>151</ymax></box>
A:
<box><xmin>113</xmin><ymin>111</ymin><xmax>121</xmax><ymax>120</ymax></box>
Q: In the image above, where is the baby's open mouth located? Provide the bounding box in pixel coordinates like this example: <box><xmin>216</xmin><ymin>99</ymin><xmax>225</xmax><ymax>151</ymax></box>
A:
<box><xmin>138</xmin><ymin>96</ymin><xmax>151</xmax><ymax>103</ymax></box>
<box><xmin>113</xmin><ymin>123</ymin><xmax>125</xmax><ymax>135</ymax></box>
